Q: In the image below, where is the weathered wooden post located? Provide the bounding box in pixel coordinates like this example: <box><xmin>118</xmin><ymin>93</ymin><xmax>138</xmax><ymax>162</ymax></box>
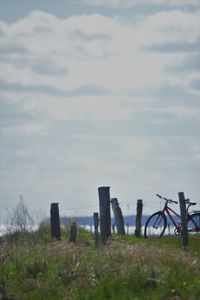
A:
<box><xmin>111</xmin><ymin>198</ymin><xmax>125</xmax><ymax>235</ymax></box>
<box><xmin>135</xmin><ymin>199</ymin><xmax>143</xmax><ymax>237</ymax></box>
<box><xmin>126</xmin><ymin>223</ymin><xmax>130</xmax><ymax>235</ymax></box>
<box><xmin>178</xmin><ymin>192</ymin><xmax>189</xmax><ymax>251</ymax></box>
<box><xmin>112</xmin><ymin>224</ymin><xmax>116</xmax><ymax>234</ymax></box>
<box><xmin>69</xmin><ymin>222</ymin><xmax>77</xmax><ymax>243</ymax></box>
<box><xmin>98</xmin><ymin>186</ymin><xmax>111</xmax><ymax>243</ymax></box>
<box><xmin>93</xmin><ymin>212</ymin><xmax>99</xmax><ymax>247</ymax></box>
<box><xmin>50</xmin><ymin>203</ymin><xmax>61</xmax><ymax>240</ymax></box>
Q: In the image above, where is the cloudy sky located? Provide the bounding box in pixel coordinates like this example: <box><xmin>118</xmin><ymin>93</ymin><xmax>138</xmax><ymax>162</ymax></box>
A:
<box><xmin>0</xmin><ymin>0</ymin><xmax>199</xmax><ymax>220</ymax></box>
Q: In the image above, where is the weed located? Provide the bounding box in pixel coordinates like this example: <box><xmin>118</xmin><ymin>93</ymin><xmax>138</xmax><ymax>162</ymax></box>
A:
<box><xmin>0</xmin><ymin>228</ymin><xmax>199</xmax><ymax>300</ymax></box>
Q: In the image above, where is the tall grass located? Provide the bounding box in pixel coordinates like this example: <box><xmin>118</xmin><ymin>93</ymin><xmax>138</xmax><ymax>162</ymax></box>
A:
<box><xmin>0</xmin><ymin>225</ymin><xmax>199</xmax><ymax>300</ymax></box>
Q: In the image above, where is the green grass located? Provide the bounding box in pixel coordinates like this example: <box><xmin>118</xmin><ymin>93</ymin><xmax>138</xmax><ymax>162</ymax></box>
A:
<box><xmin>0</xmin><ymin>226</ymin><xmax>199</xmax><ymax>300</ymax></box>
<box><xmin>120</xmin><ymin>234</ymin><xmax>200</xmax><ymax>255</ymax></box>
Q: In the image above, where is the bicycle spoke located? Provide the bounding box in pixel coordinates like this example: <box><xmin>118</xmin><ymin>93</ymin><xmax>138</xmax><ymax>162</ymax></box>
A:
<box><xmin>144</xmin><ymin>212</ymin><xmax>167</xmax><ymax>238</ymax></box>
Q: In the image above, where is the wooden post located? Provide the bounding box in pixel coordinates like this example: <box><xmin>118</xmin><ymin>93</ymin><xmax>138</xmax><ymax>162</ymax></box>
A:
<box><xmin>98</xmin><ymin>186</ymin><xmax>111</xmax><ymax>243</ymax></box>
<box><xmin>126</xmin><ymin>223</ymin><xmax>129</xmax><ymax>235</ymax></box>
<box><xmin>69</xmin><ymin>222</ymin><xmax>77</xmax><ymax>243</ymax></box>
<box><xmin>178</xmin><ymin>192</ymin><xmax>189</xmax><ymax>251</ymax></box>
<box><xmin>93</xmin><ymin>212</ymin><xmax>99</xmax><ymax>247</ymax></box>
<box><xmin>111</xmin><ymin>198</ymin><xmax>125</xmax><ymax>235</ymax></box>
<box><xmin>112</xmin><ymin>224</ymin><xmax>116</xmax><ymax>234</ymax></box>
<box><xmin>50</xmin><ymin>203</ymin><xmax>61</xmax><ymax>240</ymax></box>
<box><xmin>135</xmin><ymin>199</ymin><xmax>143</xmax><ymax>237</ymax></box>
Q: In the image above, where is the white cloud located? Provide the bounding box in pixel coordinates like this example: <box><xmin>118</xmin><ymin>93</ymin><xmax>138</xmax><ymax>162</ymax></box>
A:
<box><xmin>1</xmin><ymin>9</ymin><xmax>199</xmax><ymax>93</ymax></box>
<box><xmin>0</xmin><ymin>6</ymin><xmax>199</xmax><ymax>216</ymax></box>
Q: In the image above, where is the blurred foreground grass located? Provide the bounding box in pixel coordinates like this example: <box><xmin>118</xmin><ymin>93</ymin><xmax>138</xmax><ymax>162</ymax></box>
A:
<box><xmin>0</xmin><ymin>225</ymin><xmax>199</xmax><ymax>300</ymax></box>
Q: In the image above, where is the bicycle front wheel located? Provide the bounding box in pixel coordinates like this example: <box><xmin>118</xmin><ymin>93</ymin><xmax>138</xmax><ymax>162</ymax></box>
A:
<box><xmin>187</xmin><ymin>213</ymin><xmax>200</xmax><ymax>234</ymax></box>
<box><xmin>144</xmin><ymin>211</ymin><xmax>167</xmax><ymax>238</ymax></box>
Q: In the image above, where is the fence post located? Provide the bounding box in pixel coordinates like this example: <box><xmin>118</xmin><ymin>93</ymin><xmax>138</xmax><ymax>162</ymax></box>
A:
<box><xmin>50</xmin><ymin>203</ymin><xmax>61</xmax><ymax>240</ymax></box>
<box><xmin>126</xmin><ymin>223</ymin><xmax>130</xmax><ymax>235</ymax></box>
<box><xmin>112</xmin><ymin>224</ymin><xmax>116</xmax><ymax>234</ymax></box>
<box><xmin>69</xmin><ymin>222</ymin><xmax>77</xmax><ymax>243</ymax></box>
<box><xmin>98</xmin><ymin>186</ymin><xmax>111</xmax><ymax>243</ymax></box>
<box><xmin>178</xmin><ymin>192</ymin><xmax>189</xmax><ymax>251</ymax></box>
<box><xmin>135</xmin><ymin>199</ymin><xmax>143</xmax><ymax>237</ymax></box>
<box><xmin>93</xmin><ymin>212</ymin><xmax>99</xmax><ymax>247</ymax></box>
<box><xmin>111</xmin><ymin>198</ymin><xmax>125</xmax><ymax>235</ymax></box>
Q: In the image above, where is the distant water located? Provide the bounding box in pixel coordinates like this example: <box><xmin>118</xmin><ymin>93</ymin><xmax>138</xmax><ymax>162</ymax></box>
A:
<box><xmin>0</xmin><ymin>224</ymin><xmax>7</xmax><ymax>237</ymax></box>
<box><xmin>82</xmin><ymin>225</ymin><xmax>144</xmax><ymax>235</ymax></box>
<box><xmin>0</xmin><ymin>224</ymin><xmax>39</xmax><ymax>237</ymax></box>
<box><xmin>0</xmin><ymin>224</ymin><xmax>140</xmax><ymax>237</ymax></box>
<box><xmin>0</xmin><ymin>224</ymin><xmax>175</xmax><ymax>237</ymax></box>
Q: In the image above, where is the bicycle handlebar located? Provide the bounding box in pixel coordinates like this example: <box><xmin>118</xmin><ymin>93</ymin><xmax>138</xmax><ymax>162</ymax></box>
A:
<box><xmin>156</xmin><ymin>194</ymin><xmax>162</xmax><ymax>198</ymax></box>
<box><xmin>156</xmin><ymin>194</ymin><xmax>197</xmax><ymax>210</ymax></box>
<box><xmin>185</xmin><ymin>199</ymin><xmax>196</xmax><ymax>206</ymax></box>
<box><xmin>156</xmin><ymin>194</ymin><xmax>178</xmax><ymax>204</ymax></box>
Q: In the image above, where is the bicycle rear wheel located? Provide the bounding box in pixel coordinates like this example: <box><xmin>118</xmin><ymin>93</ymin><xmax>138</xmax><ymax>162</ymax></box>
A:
<box><xmin>187</xmin><ymin>213</ymin><xmax>200</xmax><ymax>234</ymax></box>
<box><xmin>144</xmin><ymin>211</ymin><xmax>167</xmax><ymax>238</ymax></box>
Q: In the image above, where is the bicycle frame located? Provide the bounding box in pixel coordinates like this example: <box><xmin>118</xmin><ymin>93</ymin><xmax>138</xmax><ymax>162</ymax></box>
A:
<box><xmin>163</xmin><ymin>202</ymin><xmax>199</xmax><ymax>233</ymax></box>
<box><xmin>164</xmin><ymin>205</ymin><xmax>181</xmax><ymax>228</ymax></box>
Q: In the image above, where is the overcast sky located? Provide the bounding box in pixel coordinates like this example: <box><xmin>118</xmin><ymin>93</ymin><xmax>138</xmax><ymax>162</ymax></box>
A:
<box><xmin>0</xmin><ymin>0</ymin><xmax>200</xmax><ymax>221</ymax></box>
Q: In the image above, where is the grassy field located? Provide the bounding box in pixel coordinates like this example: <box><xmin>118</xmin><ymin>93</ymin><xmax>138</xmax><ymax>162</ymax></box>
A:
<box><xmin>0</xmin><ymin>225</ymin><xmax>199</xmax><ymax>300</ymax></box>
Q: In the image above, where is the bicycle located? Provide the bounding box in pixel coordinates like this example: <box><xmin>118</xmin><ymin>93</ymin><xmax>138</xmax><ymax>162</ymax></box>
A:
<box><xmin>144</xmin><ymin>194</ymin><xmax>200</xmax><ymax>238</ymax></box>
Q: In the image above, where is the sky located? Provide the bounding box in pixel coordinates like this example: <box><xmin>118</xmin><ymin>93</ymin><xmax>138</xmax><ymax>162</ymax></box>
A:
<box><xmin>0</xmin><ymin>0</ymin><xmax>200</xmax><ymax>221</ymax></box>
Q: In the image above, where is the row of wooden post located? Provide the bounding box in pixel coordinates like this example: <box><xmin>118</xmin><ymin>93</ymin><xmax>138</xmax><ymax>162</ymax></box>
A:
<box><xmin>50</xmin><ymin>187</ymin><xmax>144</xmax><ymax>244</ymax></box>
<box><xmin>50</xmin><ymin>188</ymin><xmax>189</xmax><ymax>250</ymax></box>
<box><xmin>97</xmin><ymin>186</ymin><xmax>143</xmax><ymax>243</ymax></box>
